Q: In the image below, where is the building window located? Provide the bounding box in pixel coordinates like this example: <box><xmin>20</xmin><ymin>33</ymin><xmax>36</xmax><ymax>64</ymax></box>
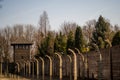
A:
<box><xmin>19</xmin><ymin>45</ymin><xmax>23</xmax><ymax>49</ymax></box>
<box><xmin>26</xmin><ymin>45</ymin><xmax>29</xmax><ymax>49</ymax></box>
<box><xmin>15</xmin><ymin>45</ymin><xmax>18</xmax><ymax>49</ymax></box>
<box><xmin>23</xmin><ymin>45</ymin><xmax>25</xmax><ymax>49</ymax></box>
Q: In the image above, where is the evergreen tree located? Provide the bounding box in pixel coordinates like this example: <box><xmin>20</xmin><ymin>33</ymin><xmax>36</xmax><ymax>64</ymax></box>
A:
<box><xmin>54</xmin><ymin>32</ymin><xmax>67</xmax><ymax>54</ymax></box>
<box><xmin>75</xmin><ymin>26</ymin><xmax>85</xmax><ymax>52</ymax></box>
<box><xmin>91</xmin><ymin>15</ymin><xmax>111</xmax><ymax>49</ymax></box>
<box><xmin>38</xmin><ymin>38</ymin><xmax>47</xmax><ymax>57</ymax></box>
<box><xmin>67</xmin><ymin>31</ymin><xmax>74</xmax><ymax>53</ymax></box>
<box><xmin>46</xmin><ymin>32</ymin><xmax>55</xmax><ymax>56</ymax></box>
<box><xmin>112</xmin><ymin>31</ymin><xmax>120</xmax><ymax>46</ymax></box>
<box><xmin>38</xmin><ymin>31</ymin><xmax>54</xmax><ymax>56</ymax></box>
<box><xmin>54</xmin><ymin>34</ymin><xmax>59</xmax><ymax>52</ymax></box>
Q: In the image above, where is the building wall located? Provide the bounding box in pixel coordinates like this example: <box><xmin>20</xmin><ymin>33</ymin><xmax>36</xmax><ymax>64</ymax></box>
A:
<box><xmin>14</xmin><ymin>45</ymin><xmax>30</xmax><ymax>62</ymax></box>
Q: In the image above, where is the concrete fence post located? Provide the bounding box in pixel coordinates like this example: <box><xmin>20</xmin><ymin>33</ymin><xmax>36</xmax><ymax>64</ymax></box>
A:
<box><xmin>28</xmin><ymin>61</ymin><xmax>31</xmax><ymax>77</ymax></box>
<box><xmin>16</xmin><ymin>62</ymin><xmax>20</xmax><ymax>74</ymax></box>
<box><xmin>75</xmin><ymin>48</ymin><xmax>85</xmax><ymax>79</ymax></box>
<box><xmin>55</xmin><ymin>53</ymin><xmax>62</xmax><ymax>80</ymax></box>
<box><xmin>68</xmin><ymin>49</ymin><xmax>77</xmax><ymax>80</ymax></box>
<box><xmin>32</xmin><ymin>62</ymin><xmax>34</xmax><ymax>78</ymax></box>
<box><xmin>39</xmin><ymin>57</ymin><xmax>44</xmax><ymax>80</ymax></box>
<box><xmin>34</xmin><ymin>58</ymin><xmax>39</xmax><ymax>79</ymax></box>
<box><xmin>67</xmin><ymin>55</ymin><xmax>72</xmax><ymax>80</ymax></box>
<box><xmin>46</xmin><ymin>55</ymin><xmax>52</xmax><ymax>80</ymax></box>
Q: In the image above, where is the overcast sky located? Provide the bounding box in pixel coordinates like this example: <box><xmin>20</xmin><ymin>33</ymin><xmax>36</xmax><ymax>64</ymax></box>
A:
<box><xmin>0</xmin><ymin>0</ymin><xmax>120</xmax><ymax>31</ymax></box>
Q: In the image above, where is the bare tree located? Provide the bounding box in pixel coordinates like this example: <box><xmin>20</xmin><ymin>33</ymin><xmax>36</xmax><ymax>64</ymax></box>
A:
<box><xmin>39</xmin><ymin>11</ymin><xmax>50</xmax><ymax>37</ymax></box>
<box><xmin>0</xmin><ymin>30</ymin><xmax>5</xmax><ymax>56</ymax></box>
<box><xmin>60</xmin><ymin>22</ymin><xmax>77</xmax><ymax>36</ymax></box>
<box><xmin>35</xmin><ymin>11</ymin><xmax>51</xmax><ymax>54</ymax></box>
<box><xmin>1</xmin><ymin>26</ymin><xmax>12</xmax><ymax>61</ymax></box>
<box><xmin>12</xmin><ymin>24</ymin><xmax>24</xmax><ymax>38</ymax></box>
<box><xmin>24</xmin><ymin>24</ymin><xmax>35</xmax><ymax>41</ymax></box>
<box><xmin>114</xmin><ymin>24</ymin><xmax>120</xmax><ymax>32</ymax></box>
<box><xmin>83</xmin><ymin>20</ymin><xmax>96</xmax><ymax>43</ymax></box>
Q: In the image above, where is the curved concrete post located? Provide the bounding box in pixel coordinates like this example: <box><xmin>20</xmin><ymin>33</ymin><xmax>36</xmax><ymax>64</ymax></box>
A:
<box><xmin>75</xmin><ymin>48</ymin><xmax>85</xmax><ymax>78</ymax></box>
<box><xmin>23</xmin><ymin>61</ymin><xmax>27</xmax><ymax>77</ymax></box>
<box><xmin>55</xmin><ymin>53</ymin><xmax>62</xmax><ymax>80</ymax></box>
<box><xmin>67</xmin><ymin>55</ymin><xmax>72</xmax><ymax>80</ymax></box>
<box><xmin>0</xmin><ymin>61</ymin><xmax>2</xmax><ymax>76</ymax></box>
<box><xmin>15</xmin><ymin>62</ymin><xmax>20</xmax><ymax>78</ymax></box>
<box><xmin>26</xmin><ymin>61</ymin><xmax>30</xmax><ymax>77</ymax></box>
<box><xmin>34</xmin><ymin>58</ymin><xmax>39</xmax><ymax>78</ymax></box>
<box><xmin>16</xmin><ymin>62</ymin><xmax>20</xmax><ymax>74</ymax></box>
<box><xmin>68</xmin><ymin>49</ymin><xmax>77</xmax><ymax>80</ymax></box>
<box><xmin>32</xmin><ymin>61</ymin><xmax>34</xmax><ymax>78</ymax></box>
<box><xmin>98</xmin><ymin>53</ymin><xmax>103</xmax><ymax>80</ymax></box>
<box><xmin>92</xmin><ymin>43</ymin><xmax>103</xmax><ymax>79</ymax></box>
<box><xmin>28</xmin><ymin>61</ymin><xmax>31</xmax><ymax>77</ymax></box>
<box><xmin>100</xmin><ymin>54</ymin><xmax>102</xmax><ymax>61</ymax></box>
<box><xmin>39</xmin><ymin>57</ymin><xmax>44</xmax><ymax>80</ymax></box>
<box><xmin>46</xmin><ymin>55</ymin><xmax>52</xmax><ymax>79</ymax></box>
<box><xmin>75</xmin><ymin>48</ymin><xmax>84</xmax><ymax>61</ymax></box>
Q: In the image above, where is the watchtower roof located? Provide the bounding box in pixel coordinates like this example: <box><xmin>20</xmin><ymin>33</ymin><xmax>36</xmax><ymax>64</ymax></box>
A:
<box><xmin>11</xmin><ymin>37</ymin><xmax>32</xmax><ymax>45</ymax></box>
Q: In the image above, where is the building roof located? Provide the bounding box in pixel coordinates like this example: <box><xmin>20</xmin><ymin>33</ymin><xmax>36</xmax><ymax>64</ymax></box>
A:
<box><xmin>11</xmin><ymin>37</ymin><xmax>32</xmax><ymax>45</ymax></box>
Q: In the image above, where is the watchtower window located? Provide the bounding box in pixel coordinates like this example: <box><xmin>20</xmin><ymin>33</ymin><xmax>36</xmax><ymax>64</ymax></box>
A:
<box><xmin>19</xmin><ymin>45</ymin><xmax>24</xmax><ymax>49</ymax></box>
<box><xmin>23</xmin><ymin>45</ymin><xmax>25</xmax><ymax>49</ymax></box>
<box><xmin>15</xmin><ymin>45</ymin><xmax>18</xmax><ymax>49</ymax></box>
<box><xmin>26</xmin><ymin>45</ymin><xmax>29</xmax><ymax>49</ymax></box>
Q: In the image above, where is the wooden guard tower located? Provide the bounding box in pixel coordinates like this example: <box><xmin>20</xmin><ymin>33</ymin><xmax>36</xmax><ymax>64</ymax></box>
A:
<box><xmin>11</xmin><ymin>37</ymin><xmax>32</xmax><ymax>62</ymax></box>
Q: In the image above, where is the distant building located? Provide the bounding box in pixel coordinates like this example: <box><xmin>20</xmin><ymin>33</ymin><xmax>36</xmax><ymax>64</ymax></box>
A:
<box><xmin>11</xmin><ymin>37</ymin><xmax>32</xmax><ymax>62</ymax></box>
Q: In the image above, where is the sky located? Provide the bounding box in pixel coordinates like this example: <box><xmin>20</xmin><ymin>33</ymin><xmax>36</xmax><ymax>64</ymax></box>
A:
<box><xmin>0</xmin><ymin>0</ymin><xmax>120</xmax><ymax>31</ymax></box>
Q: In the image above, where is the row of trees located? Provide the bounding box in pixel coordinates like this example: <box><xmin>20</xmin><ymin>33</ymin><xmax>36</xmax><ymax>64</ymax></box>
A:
<box><xmin>37</xmin><ymin>12</ymin><xmax>120</xmax><ymax>57</ymax></box>
<box><xmin>0</xmin><ymin>11</ymin><xmax>120</xmax><ymax>60</ymax></box>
